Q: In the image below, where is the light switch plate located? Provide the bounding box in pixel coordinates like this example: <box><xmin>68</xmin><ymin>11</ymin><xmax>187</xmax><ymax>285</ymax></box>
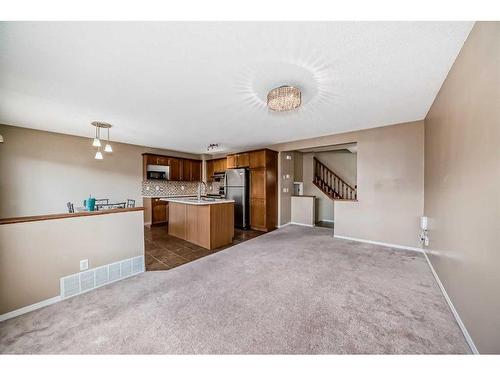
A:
<box><xmin>80</xmin><ymin>259</ymin><xmax>89</xmax><ymax>271</ymax></box>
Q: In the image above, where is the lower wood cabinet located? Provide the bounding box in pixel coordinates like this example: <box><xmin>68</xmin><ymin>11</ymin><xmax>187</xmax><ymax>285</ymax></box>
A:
<box><xmin>143</xmin><ymin>198</ymin><xmax>168</xmax><ymax>226</ymax></box>
<box><xmin>168</xmin><ymin>202</ymin><xmax>234</xmax><ymax>250</ymax></box>
<box><xmin>250</xmin><ymin>198</ymin><xmax>266</xmax><ymax>229</ymax></box>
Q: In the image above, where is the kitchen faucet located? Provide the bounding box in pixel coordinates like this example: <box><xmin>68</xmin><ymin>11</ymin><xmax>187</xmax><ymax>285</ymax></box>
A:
<box><xmin>197</xmin><ymin>181</ymin><xmax>207</xmax><ymax>200</ymax></box>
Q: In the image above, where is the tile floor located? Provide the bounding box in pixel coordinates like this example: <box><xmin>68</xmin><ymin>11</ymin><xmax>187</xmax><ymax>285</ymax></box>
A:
<box><xmin>144</xmin><ymin>225</ymin><xmax>265</xmax><ymax>271</ymax></box>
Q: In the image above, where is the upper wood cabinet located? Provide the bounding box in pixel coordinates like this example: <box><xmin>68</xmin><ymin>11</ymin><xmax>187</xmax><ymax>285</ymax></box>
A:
<box><xmin>206</xmin><ymin>158</ymin><xmax>227</xmax><ymax>181</ymax></box>
<box><xmin>143</xmin><ymin>154</ymin><xmax>201</xmax><ymax>182</ymax></box>
<box><xmin>226</xmin><ymin>154</ymin><xmax>237</xmax><ymax>169</ymax></box>
<box><xmin>249</xmin><ymin>150</ymin><xmax>266</xmax><ymax>169</ymax></box>
<box><xmin>190</xmin><ymin>160</ymin><xmax>202</xmax><ymax>181</ymax></box>
<box><xmin>215</xmin><ymin>158</ymin><xmax>227</xmax><ymax>173</ymax></box>
<box><xmin>227</xmin><ymin>153</ymin><xmax>249</xmax><ymax>169</ymax></box>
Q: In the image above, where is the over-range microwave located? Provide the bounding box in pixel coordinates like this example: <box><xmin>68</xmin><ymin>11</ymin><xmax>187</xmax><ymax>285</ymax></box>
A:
<box><xmin>146</xmin><ymin>165</ymin><xmax>170</xmax><ymax>180</ymax></box>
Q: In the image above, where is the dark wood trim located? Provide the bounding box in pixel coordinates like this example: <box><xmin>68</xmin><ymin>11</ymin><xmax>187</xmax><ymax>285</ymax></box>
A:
<box><xmin>0</xmin><ymin>207</ymin><xmax>145</xmax><ymax>225</ymax></box>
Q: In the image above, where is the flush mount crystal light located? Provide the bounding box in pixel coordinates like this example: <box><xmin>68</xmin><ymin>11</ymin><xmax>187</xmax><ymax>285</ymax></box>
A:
<box><xmin>267</xmin><ymin>85</ymin><xmax>301</xmax><ymax>112</ymax></box>
<box><xmin>91</xmin><ymin>121</ymin><xmax>113</xmax><ymax>159</ymax></box>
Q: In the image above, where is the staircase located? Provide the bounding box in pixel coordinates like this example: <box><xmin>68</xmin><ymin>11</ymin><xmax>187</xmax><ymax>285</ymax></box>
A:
<box><xmin>313</xmin><ymin>157</ymin><xmax>357</xmax><ymax>200</ymax></box>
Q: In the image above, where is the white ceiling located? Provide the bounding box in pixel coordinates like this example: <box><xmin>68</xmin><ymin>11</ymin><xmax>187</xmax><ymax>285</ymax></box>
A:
<box><xmin>0</xmin><ymin>22</ymin><xmax>473</xmax><ymax>154</ymax></box>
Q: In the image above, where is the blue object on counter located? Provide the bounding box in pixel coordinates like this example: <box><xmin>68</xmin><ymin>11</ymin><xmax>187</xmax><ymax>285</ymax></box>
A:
<box><xmin>83</xmin><ymin>196</ymin><xmax>96</xmax><ymax>211</ymax></box>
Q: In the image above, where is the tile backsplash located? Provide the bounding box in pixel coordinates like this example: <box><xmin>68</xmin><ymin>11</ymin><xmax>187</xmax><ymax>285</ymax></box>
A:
<box><xmin>142</xmin><ymin>180</ymin><xmax>221</xmax><ymax>197</ymax></box>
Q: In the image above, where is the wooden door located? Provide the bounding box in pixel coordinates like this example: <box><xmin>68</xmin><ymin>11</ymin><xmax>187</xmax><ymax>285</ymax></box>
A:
<box><xmin>215</xmin><ymin>158</ymin><xmax>227</xmax><ymax>173</ymax></box>
<box><xmin>250</xmin><ymin>198</ymin><xmax>266</xmax><ymax>229</ymax></box>
<box><xmin>249</xmin><ymin>150</ymin><xmax>266</xmax><ymax>169</ymax></box>
<box><xmin>226</xmin><ymin>155</ymin><xmax>237</xmax><ymax>169</ymax></box>
<box><xmin>168</xmin><ymin>158</ymin><xmax>181</xmax><ymax>181</ymax></box>
<box><xmin>181</xmin><ymin>159</ymin><xmax>191</xmax><ymax>181</ymax></box>
<box><xmin>206</xmin><ymin>160</ymin><xmax>214</xmax><ymax>182</ymax></box>
<box><xmin>152</xmin><ymin>198</ymin><xmax>167</xmax><ymax>224</ymax></box>
<box><xmin>250</xmin><ymin>169</ymin><xmax>266</xmax><ymax>199</ymax></box>
<box><xmin>191</xmin><ymin>160</ymin><xmax>201</xmax><ymax>181</ymax></box>
<box><xmin>237</xmin><ymin>153</ymin><xmax>249</xmax><ymax>167</ymax></box>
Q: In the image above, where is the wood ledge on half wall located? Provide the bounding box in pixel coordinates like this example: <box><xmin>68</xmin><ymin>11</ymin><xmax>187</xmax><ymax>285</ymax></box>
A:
<box><xmin>0</xmin><ymin>207</ymin><xmax>145</xmax><ymax>225</ymax></box>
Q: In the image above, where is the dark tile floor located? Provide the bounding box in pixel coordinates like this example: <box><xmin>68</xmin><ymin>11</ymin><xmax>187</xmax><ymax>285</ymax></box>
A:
<box><xmin>144</xmin><ymin>225</ymin><xmax>265</xmax><ymax>271</ymax></box>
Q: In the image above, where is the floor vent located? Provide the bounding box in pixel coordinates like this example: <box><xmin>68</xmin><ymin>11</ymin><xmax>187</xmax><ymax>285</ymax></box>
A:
<box><xmin>60</xmin><ymin>255</ymin><xmax>144</xmax><ymax>299</ymax></box>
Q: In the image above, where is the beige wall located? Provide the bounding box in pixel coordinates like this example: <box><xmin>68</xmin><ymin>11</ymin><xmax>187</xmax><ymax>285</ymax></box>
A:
<box><xmin>293</xmin><ymin>151</ymin><xmax>303</xmax><ymax>182</ymax></box>
<box><xmin>424</xmin><ymin>22</ymin><xmax>500</xmax><ymax>354</ymax></box>
<box><xmin>279</xmin><ymin>151</ymin><xmax>295</xmax><ymax>225</ymax></box>
<box><xmin>273</xmin><ymin>120</ymin><xmax>424</xmax><ymax>248</ymax></box>
<box><xmin>0</xmin><ymin>210</ymin><xmax>145</xmax><ymax>314</ymax></box>
<box><xmin>0</xmin><ymin>124</ymin><xmax>199</xmax><ymax>218</ymax></box>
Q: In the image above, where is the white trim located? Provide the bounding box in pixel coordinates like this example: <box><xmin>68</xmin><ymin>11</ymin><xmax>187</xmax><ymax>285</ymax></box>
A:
<box><xmin>0</xmin><ymin>296</ymin><xmax>62</xmax><ymax>322</ymax></box>
<box><xmin>290</xmin><ymin>222</ymin><xmax>315</xmax><ymax>227</ymax></box>
<box><xmin>277</xmin><ymin>222</ymin><xmax>291</xmax><ymax>228</ymax></box>
<box><xmin>423</xmin><ymin>252</ymin><xmax>479</xmax><ymax>354</ymax></box>
<box><xmin>333</xmin><ymin>235</ymin><xmax>423</xmax><ymax>253</ymax></box>
<box><xmin>318</xmin><ymin>219</ymin><xmax>334</xmax><ymax>223</ymax></box>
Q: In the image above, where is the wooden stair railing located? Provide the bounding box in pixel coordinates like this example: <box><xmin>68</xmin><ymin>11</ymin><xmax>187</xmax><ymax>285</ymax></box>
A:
<box><xmin>313</xmin><ymin>157</ymin><xmax>357</xmax><ymax>200</ymax></box>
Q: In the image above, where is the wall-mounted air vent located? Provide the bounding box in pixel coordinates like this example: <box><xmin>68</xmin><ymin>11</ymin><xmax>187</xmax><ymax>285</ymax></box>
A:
<box><xmin>60</xmin><ymin>255</ymin><xmax>144</xmax><ymax>299</ymax></box>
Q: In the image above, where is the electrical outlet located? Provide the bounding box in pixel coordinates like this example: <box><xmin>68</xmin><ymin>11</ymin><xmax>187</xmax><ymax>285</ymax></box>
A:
<box><xmin>80</xmin><ymin>259</ymin><xmax>89</xmax><ymax>271</ymax></box>
<box><xmin>181</xmin><ymin>185</ymin><xmax>185</xmax><ymax>191</ymax></box>
<box><xmin>424</xmin><ymin>237</ymin><xmax>429</xmax><ymax>246</ymax></box>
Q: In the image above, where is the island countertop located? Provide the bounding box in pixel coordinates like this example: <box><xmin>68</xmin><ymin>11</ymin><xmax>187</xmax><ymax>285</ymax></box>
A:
<box><xmin>160</xmin><ymin>197</ymin><xmax>235</xmax><ymax>206</ymax></box>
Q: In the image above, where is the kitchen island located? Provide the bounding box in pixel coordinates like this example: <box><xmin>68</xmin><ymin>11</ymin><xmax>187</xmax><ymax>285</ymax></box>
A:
<box><xmin>162</xmin><ymin>198</ymin><xmax>234</xmax><ymax>250</ymax></box>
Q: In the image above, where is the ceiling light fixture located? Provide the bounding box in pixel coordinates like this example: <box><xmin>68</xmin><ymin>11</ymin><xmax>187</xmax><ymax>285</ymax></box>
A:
<box><xmin>267</xmin><ymin>85</ymin><xmax>301</xmax><ymax>112</ymax></box>
<box><xmin>207</xmin><ymin>143</ymin><xmax>219</xmax><ymax>152</ymax></box>
<box><xmin>91</xmin><ymin>121</ymin><xmax>113</xmax><ymax>159</ymax></box>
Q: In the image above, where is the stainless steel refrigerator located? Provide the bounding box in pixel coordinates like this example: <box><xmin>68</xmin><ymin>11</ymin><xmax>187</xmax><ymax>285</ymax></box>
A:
<box><xmin>224</xmin><ymin>168</ymin><xmax>249</xmax><ymax>229</ymax></box>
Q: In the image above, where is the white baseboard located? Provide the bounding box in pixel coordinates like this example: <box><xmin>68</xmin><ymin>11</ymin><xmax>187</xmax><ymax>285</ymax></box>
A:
<box><xmin>333</xmin><ymin>235</ymin><xmax>423</xmax><ymax>253</ymax></box>
<box><xmin>278</xmin><ymin>222</ymin><xmax>315</xmax><ymax>228</ymax></box>
<box><xmin>289</xmin><ymin>222</ymin><xmax>315</xmax><ymax>227</ymax></box>
<box><xmin>0</xmin><ymin>296</ymin><xmax>62</xmax><ymax>322</ymax></box>
<box><xmin>423</xmin><ymin>252</ymin><xmax>479</xmax><ymax>354</ymax></box>
<box><xmin>318</xmin><ymin>219</ymin><xmax>334</xmax><ymax>223</ymax></box>
<box><xmin>277</xmin><ymin>222</ymin><xmax>291</xmax><ymax>228</ymax></box>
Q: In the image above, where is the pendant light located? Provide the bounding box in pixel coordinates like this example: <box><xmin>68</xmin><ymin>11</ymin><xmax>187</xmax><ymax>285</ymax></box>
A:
<box><xmin>92</xmin><ymin>126</ymin><xmax>101</xmax><ymax>147</ymax></box>
<box><xmin>95</xmin><ymin>148</ymin><xmax>103</xmax><ymax>160</ymax></box>
<box><xmin>91</xmin><ymin>121</ymin><xmax>113</xmax><ymax>159</ymax></box>
<box><xmin>104</xmin><ymin>127</ymin><xmax>113</xmax><ymax>153</ymax></box>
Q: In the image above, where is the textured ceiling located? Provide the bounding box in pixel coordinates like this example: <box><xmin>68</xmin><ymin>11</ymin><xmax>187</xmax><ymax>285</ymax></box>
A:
<box><xmin>0</xmin><ymin>22</ymin><xmax>473</xmax><ymax>154</ymax></box>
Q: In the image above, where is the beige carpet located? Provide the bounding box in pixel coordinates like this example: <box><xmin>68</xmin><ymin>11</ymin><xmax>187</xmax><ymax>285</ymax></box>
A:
<box><xmin>0</xmin><ymin>225</ymin><xmax>469</xmax><ymax>354</ymax></box>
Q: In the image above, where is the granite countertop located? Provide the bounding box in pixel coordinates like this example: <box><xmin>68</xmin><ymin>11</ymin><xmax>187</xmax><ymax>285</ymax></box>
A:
<box><xmin>160</xmin><ymin>197</ymin><xmax>235</xmax><ymax>206</ymax></box>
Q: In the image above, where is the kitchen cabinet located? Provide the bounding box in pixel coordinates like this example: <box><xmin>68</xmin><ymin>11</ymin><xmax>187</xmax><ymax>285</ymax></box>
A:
<box><xmin>226</xmin><ymin>153</ymin><xmax>249</xmax><ymax>169</ymax></box>
<box><xmin>248</xmin><ymin>149</ymin><xmax>278</xmax><ymax>232</ymax></box>
<box><xmin>143</xmin><ymin>197</ymin><xmax>168</xmax><ymax>227</ymax></box>
<box><xmin>168</xmin><ymin>158</ymin><xmax>181</xmax><ymax>181</ymax></box>
<box><xmin>206</xmin><ymin>158</ymin><xmax>226</xmax><ymax>181</ymax></box>
<box><xmin>249</xmin><ymin>150</ymin><xmax>266</xmax><ymax>169</ymax></box>
<box><xmin>191</xmin><ymin>160</ymin><xmax>201</xmax><ymax>181</ymax></box>
<box><xmin>168</xmin><ymin>200</ymin><xmax>234</xmax><ymax>250</ymax></box>
<box><xmin>142</xmin><ymin>153</ymin><xmax>201</xmax><ymax>182</ymax></box>
<box><xmin>226</xmin><ymin>154</ymin><xmax>237</xmax><ymax>169</ymax></box>
<box><xmin>180</xmin><ymin>159</ymin><xmax>201</xmax><ymax>181</ymax></box>
<box><xmin>215</xmin><ymin>158</ymin><xmax>227</xmax><ymax>173</ymax></box>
